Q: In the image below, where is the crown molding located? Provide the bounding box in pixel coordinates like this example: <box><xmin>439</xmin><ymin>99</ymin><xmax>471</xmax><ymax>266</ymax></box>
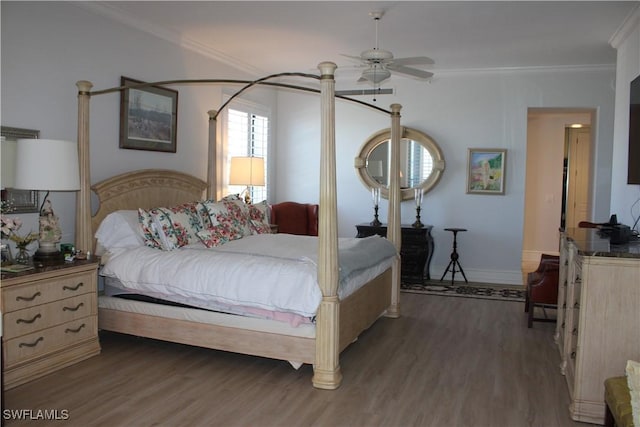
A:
<box><xmin>609</xmin><ymin>4</ymin><xmax>640</xmax><ymax>49</ymax></box>
<box><xmin>432</xmin><ymin>63</ymin><xmax>615</xmax><ymax>76</ymax></box>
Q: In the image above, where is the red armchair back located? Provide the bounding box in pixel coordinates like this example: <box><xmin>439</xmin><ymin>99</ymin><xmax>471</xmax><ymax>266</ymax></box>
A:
<box><xmin>270</xmin><ymin>202</ymin><xmax>319</xmax><ymax>236</ymax></box>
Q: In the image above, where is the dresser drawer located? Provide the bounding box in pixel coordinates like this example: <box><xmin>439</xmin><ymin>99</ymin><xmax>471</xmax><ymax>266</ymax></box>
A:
<box><xmin>4</xmin><ymin>316</ymin><xmax>97</xmax><ymax>366</ymax></box>
<box><xmin>3</xmin><ymin>294</ymin><xmax>96</xmax><ymax>340</ymax></box>
<box><xmin>2</xmin><ymin>270</ymin><xmax>95</xmax><ymax>313</ymax></box>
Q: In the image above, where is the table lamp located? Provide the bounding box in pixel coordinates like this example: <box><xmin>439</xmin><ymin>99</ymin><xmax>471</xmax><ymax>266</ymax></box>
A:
<box><xmin>14</xmin><ymin>139</ymin><xmax>80</xmax><ymax>264</ymax></box>
<box><xmin>229</xmin><ymin>156</ymin><xmax>265</xmax><ymax>204</ymax></box>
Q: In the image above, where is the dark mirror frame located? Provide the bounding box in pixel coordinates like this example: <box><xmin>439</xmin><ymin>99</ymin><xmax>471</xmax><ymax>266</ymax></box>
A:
<box><xmin>1</xmin><ymin>126</ymin><xmax>40</xmax><ymax>213</ymax></box>
<box><xmin>354</xmin><ymin>127</ymin><xmax>445</xmax><ymax>201</ymax></box>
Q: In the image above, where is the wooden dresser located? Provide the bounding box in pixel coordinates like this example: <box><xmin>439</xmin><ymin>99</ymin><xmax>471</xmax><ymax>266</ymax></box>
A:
<box><xmin>356</xmin><ymin>223</ymin><xmax>434</xmax><ymax>282</ymax></box>
<box><xmin>1</xmin><ymin>260</ymin><xmax>101</xmax><ymax>390</ymax></box>
<box><xmin>555</xmin><ymin>228</ymin><xmax>640</xmax><ymax>424</ymax></box>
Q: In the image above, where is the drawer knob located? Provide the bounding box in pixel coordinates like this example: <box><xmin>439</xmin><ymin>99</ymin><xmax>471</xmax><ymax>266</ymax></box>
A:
<box><xmin>16</xmin><ymin>313</ymin><xmax>42</xmax><ymax>325</ymax></box>
<box><xmin>19</xmin><ymin>337</ymin><xmax>44</xmax><ymax>348</ymax></box>
<box><xmin>16</xmin><ymin>291</ymin><xmax>41</xmax><ymax>302</ymax></box>
<box><xmin>63</xmin><ymin>302</ymin><xmax>84</xmax><ymax>312</ymax></box>
<box><xmin>65</xmin><ymin>324</ymin><xmax>85</xmax><ymax>334</ymax></box>
<box><xmin>63</xmin><ymin>282</ymin><xmax>84</xmax><ymax>291</ymax></box>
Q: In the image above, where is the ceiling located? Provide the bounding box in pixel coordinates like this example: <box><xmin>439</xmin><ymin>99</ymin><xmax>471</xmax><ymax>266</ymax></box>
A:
<box><xmin>81</xmin><ymin>1</ymin><xmax>637</xmax><ymax>87</ymax></box>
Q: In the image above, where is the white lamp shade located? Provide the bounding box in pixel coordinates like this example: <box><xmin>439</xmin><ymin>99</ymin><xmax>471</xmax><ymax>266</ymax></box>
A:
<box><xmin>229</xmin><ymin>156</ymin><xmax>265</xmax><ymax>186</ymax></box>
<box><xmin>14</xmin><ymin>139</ymin><xmax>80</xmax><ymax>191</ymax></box>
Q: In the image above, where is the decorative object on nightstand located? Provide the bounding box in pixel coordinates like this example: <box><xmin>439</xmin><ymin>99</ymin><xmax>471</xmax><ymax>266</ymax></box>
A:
<box><xmin>12</xmin><ymin>237</ymin><xmax>36</xmax><ymax>265</ymax></box>
<box><xmin>13</xmin><ymin>139</ymin><xmax>80</xmax><ymax>265</ymax></box>
<box><xmin>1</xmin><ymin>212</ymin><xmax>38</xmax><ymax>265</ymax></box>
<box><xmin>370</xmin><ymin>187</ymin><xmax>382</xmax><ymax>226</ymax></box>
<box><xmin>1</xmin><ymin>259</ymin><xmax>101</xmax><ymax>390</ymax></box>
<box><xmin>412</xmin><ymin>188</ymin><xmax>424</xmax><ymax>228</ymax></box>
<box><xmin>229</xmin><ymin>156</ymin><xmax>265</xmax><ymax>204</ymax></box>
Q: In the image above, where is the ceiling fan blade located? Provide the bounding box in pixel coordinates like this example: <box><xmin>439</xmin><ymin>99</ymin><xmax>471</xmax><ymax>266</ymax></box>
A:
<box><xmin>391</xmin><ymin>56</ymin><xmax>435</xmax><ymax>66</ymax></box>
<box><xmin>386</xmin><ymin>64</ymin><xmax>434</xmax><ymax>80</ymax></box>
<box><xmin>340</xmin><ymin>53</ymin><xmax>365</xmax><ymax>63</ymax></box>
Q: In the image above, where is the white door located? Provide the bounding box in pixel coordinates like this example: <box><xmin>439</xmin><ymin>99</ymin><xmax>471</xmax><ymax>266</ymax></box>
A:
<box><xmin>565</xmin><ymin>127</ymin><xmax>591</xmax><ymax>229</ymax></box>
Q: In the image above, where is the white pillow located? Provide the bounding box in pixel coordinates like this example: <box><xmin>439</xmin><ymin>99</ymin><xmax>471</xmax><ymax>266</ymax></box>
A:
<box><xmin>95</xmin><ymin>210</ymin><xmax>145</xmax><ymax>251</ymax></box>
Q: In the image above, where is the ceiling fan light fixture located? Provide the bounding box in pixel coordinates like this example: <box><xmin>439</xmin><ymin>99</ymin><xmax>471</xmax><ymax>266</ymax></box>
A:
<box><xmin>361</xmin><ymin>67</ymin><xmax>391</xmax><ymax>84</ymax></box>
<box><xmin>360</xmin><ymin>48</ymin><xmax>394</xmax><ymax>62</ymax></box>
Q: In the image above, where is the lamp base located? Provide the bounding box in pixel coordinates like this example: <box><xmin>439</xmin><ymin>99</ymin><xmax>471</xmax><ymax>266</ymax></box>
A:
<box><xmin>33</xmin><ymin>250</ymin><xmax>65</xmax><ymax>266</ymax></box>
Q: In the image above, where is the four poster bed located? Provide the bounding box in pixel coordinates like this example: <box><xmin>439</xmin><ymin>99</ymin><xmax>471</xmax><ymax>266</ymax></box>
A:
<box><xmin>74</xmin><ymin>62</ymin><xmax>404</xmax><ymax>389</ymax></box>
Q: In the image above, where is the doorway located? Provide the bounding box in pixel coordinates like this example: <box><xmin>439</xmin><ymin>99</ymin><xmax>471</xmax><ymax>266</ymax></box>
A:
<box><xmin>522</xmin><ymin>109</ymin><xmax>594</xmax><ymax>276</ymax></box>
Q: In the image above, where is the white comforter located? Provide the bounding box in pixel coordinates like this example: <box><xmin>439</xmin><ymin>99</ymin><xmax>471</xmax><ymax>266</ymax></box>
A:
<box><xmin>100</xmin><ymin>234</ymin><xmax>397</xmax><ymax>318</ymax></box>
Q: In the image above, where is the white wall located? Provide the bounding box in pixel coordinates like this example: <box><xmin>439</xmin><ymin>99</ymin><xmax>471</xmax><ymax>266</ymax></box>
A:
<box><xmin>610</xmin><ymin>7</ymin><xmax>640</xmax><ymax>228</ymax></box>
<box><xmin>276</xmin><ymin>69</ymin><xmax>616</xmax><ymax>284</ymax></box>
<box><xmin>1</xmin><ymin>2</ymin><xmax>274</xmax><ymax>246</ymax></box>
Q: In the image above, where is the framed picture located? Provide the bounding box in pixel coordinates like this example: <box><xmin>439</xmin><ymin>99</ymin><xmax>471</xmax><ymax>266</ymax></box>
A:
<box><xmin>466</xmin><ymin>148</ymin><xmax>507</xmax><ymax>195</ymax></box>
<box><xmin>1</xmin><ymin>189</ymin><xmax>39</xmax><ymax>213</ymax></box>
<box><xmin>119</xmin><ymin>76</ymin><xmax>178</xmax><ymax>153</ymax></box>
<box><xmin>1</xmin><ymin>126</ymin><xmax>40</xmax><ymax>213</ymax></box>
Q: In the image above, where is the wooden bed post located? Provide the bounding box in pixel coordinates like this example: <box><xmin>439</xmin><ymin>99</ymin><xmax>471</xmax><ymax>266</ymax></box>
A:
<box><xmin>75</xmin><ymin>80</ymin><xmax>93</xmax><ymax>254</ymax></box>
<box><xmin>312</xmin><ymin>61</ymin><xmax>342</xmax><ymax>390</ymax></box>
<box><xmin>386</xmin><ymin>104</ymin><xmax>402</xmax><ymax>318</ymax></box>
<box><xmin>207</xmin><ymin>110</ymin><xmax>218</xmax><ymax>200</ymax></box>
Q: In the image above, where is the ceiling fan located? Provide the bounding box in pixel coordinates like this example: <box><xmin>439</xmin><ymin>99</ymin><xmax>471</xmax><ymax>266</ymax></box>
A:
<box><xmin>342</xmin><ymin>10</ymin><xmax>435</xmax><ymax>85</ymax></box>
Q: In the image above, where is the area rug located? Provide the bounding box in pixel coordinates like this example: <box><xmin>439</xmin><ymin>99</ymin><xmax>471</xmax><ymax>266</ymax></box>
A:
<box><xmin>401</xmin><ymin>280</ymin><xmax>526</xmax><ymax>302</ymax></box>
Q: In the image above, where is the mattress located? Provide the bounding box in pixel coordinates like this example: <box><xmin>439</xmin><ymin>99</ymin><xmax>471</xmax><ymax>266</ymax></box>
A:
<box><xmin>99</xmin><ymin>233</ymin><xmax>397</xmax><ymax>319</ymax></box>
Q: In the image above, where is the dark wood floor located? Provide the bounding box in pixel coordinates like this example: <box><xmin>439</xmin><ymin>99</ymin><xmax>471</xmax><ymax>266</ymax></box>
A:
<box><xmin>4</xmin><ymin>293</ymin><xmax>593</xmax><ymax>427</ymax></box>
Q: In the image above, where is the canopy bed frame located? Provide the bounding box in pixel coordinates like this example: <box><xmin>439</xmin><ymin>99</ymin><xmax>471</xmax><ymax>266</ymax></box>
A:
<box><xmin>74</xmin><ymin>62</ymin><xmax>403</xmax><ymax>389</ymax></box>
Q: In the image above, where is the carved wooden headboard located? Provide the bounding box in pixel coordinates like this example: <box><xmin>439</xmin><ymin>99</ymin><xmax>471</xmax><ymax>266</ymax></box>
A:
<box><xmin>90</xmin><ymin>169</ymin><xmax>207</xmax><ymax>249</ymax></box>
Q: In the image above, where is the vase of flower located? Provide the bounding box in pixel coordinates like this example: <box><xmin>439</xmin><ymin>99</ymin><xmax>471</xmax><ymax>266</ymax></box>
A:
<box><xmin>14</xmin><ymin>244</ymin><xmax>31</xmax><ymax>265</ymax></box>
<box><xmin>1</xmin><ymin>214</ymin><xmax>38</xmax><ymax>265</ymax></box>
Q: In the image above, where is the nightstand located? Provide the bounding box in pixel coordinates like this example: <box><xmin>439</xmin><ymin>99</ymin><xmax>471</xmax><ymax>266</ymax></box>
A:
<box><xmin>1</xmin><ymin>259</ymin><xmax>101</xmax><ymax>390</ymax></box>
<box><xmin>356</xmin><ymin>223</ymin><xmax>434</xmax><ymax>282</ymax></box>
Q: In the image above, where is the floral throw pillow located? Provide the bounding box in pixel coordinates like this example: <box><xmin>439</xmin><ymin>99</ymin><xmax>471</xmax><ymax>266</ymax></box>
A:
<box><xmin>148</xmin><ymin>205</ymin><xmax>203</xmax><ymax>250</ymax></box>
<box><xmin>197</xmin><ymin>225</ymin><xmax>242</xmax><ymax>248</ymax></box>
<box><xmin>203</xmin><ymin>197</ymin><xmax>252</xmax><ymax>238</ymax></box>
<box><xmin>195</xmin><ymin>199</ymin><xmax>216</xmax><ymax>228</ymax></box>
<box><xmin>248</xmin><ymin>201</ymin><xmax>272</xmax><ymax>235</ymax></box>
<box><xmin>221</xmin><ymin>196</ymin><xmax>252</xmax><ymax>237</ymax></box>
<box><xmin>138</xmin><ymin>208</ymin><xmax>163</xmax><ymax>249</ymax></box>
<box><xmin>250</xmin><ymin>220</ymin><xmax>272</xmax><ymax>235</ymax></box>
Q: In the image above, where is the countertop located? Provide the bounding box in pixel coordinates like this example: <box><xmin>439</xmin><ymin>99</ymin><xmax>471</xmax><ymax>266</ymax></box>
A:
<box><xmin>564</xmin><ymin>228</ymin><xmax>640</xmax><ymax>258</ymax></box>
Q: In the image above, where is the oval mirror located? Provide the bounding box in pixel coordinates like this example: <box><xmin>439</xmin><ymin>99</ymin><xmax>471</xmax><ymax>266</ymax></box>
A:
<box><xmin>354</xmin><ymin>127</ymin><xmax>445</xmax><ymax>200</ymax></box>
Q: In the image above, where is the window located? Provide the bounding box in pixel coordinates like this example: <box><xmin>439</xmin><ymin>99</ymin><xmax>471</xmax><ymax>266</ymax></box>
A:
<box><xmin>226</xmin><ymin>106</ymin><xmax>269</xmax><ymax>202</ymax></box>
<box><xmin>407</xmin><ymin>139</ymin><xmax>433</xmax><ymax>188</ymax></box>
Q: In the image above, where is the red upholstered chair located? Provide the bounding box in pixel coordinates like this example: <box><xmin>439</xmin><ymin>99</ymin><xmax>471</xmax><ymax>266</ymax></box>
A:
<box><xmin>525</xmin><ymin>253</ymin><xmax>560</xmax><ymax>328</ymax></box>
<box><xmin>270</xmin><ymin>202</ymin><xmax>319</xmax><ymax>236</ymax></box>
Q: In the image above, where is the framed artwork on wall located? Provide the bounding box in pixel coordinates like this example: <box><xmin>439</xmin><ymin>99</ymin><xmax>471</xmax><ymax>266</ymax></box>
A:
<box><xmin>119</xmin><ymin>76</ymin><xmax>178</xmax><ymax>153</ymax></box>
<box><xmin>1</xmin><ymin>126</ymin><xmax>40</xmax><ymax>213</ymax></box>
<box><xmin>466</xmin><ymin>148</ymin><xmax>507</xmax><ymax>195</ymax></box>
